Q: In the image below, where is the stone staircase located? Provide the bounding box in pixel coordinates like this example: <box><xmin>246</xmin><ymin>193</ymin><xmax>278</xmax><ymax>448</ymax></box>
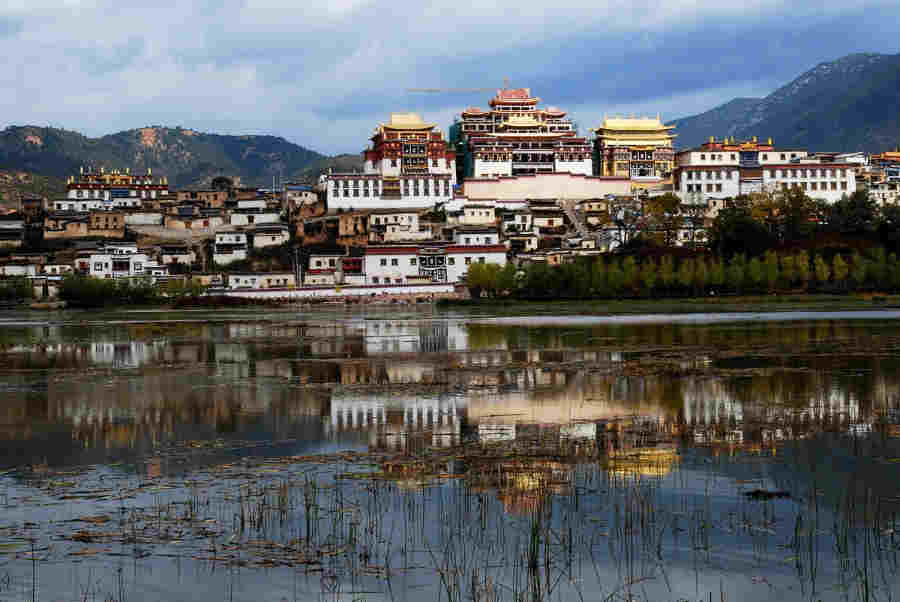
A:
<box><xmin>559</xmin><ymin>199</ymin><xmax>612</xmax><ymax>248</ymax></box>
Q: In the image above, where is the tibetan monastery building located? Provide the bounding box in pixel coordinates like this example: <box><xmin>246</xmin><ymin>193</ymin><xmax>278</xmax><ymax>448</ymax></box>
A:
<box><xmin>64</xmin><ymin>167</ymin><xmax>169</xmax><ymax>210</ymax></box>
<box><xmin>592</xmin><ymin>116</ymin><xmax>676</xmax><ymax>188</ymax></box>
<box><xmin>326</xmin><ymin>113</ymin><xmax>456</xmax><ymax>212</ymax></box>
<box><xmin>450</xmin><ymin>88</ymin><xmax>593</xmax><ymax>180</ymax></box>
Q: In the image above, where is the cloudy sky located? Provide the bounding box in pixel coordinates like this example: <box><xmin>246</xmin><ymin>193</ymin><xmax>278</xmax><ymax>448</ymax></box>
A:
<box><xmin>1</xmin><ymin>0</ymin><xmax>898</xmax><ymax>155</ymax></box>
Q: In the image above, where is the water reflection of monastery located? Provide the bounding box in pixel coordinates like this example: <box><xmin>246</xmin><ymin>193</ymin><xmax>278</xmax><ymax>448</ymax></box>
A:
<box><xmin>4</xmin><ymin>318</ymin><xmax>900</xmax><ymax>466</ymax></box>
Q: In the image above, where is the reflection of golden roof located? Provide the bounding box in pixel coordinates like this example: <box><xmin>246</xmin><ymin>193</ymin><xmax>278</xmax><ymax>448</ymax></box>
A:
<box><xmin>597</xmin><ymin>117</ymin><xmax>675</xmax><ymax>132</ymax></box>
<box><xmin>381</xmin><ymin>112</ymin><xmax>436</xmax><ymax>131</ymax></box>
<box><xmin>606</xmin><ymin>446</ymin><xmax>678</xmax><ymax>478</ymax></box>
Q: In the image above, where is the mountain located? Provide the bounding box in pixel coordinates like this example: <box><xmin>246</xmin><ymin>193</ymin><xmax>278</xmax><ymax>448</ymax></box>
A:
<box><xmin>0</xmin><ymin>170</ymin><xmax>66</xmax><ymax>209</ymax></box>
<box><xmin>672</xmin><ymin>53</ymin><xmax>900</xmax><ymax>152</ymax></box>
<box><xmin>0</xmin><ymin>125</ymin><xmax>352</xmax><ymax>190</ymax></box>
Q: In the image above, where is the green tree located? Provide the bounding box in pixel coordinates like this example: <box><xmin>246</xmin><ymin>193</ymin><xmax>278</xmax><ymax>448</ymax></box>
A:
<box><xmin>826</xmin><ymin>188</ymin><xmax>879</xmax><ymax>236</ymax></box>
<box><xmin>832</xmin><ymin>254</ymin><xmax>849</xmax><ymax>291</ymax></box>
<box><xmin>763</xmin><ymin>251</ymin><xmax>779</xmax><ymax>292</ymax></box>
<box><xmin>781</xmin><ymin>254</ymin><xmax>796</xmax><ymax>288</ymax></box>
<box><xmin>659</xmin><ymin>255</ymin><xmax>676</xmax><ymax>291</ymax></box>
<box><xmin>640</xmin><ymin>258</ymin><xmax>658</xmax><ymax>297</ymax></box>
<box><xmin>849</xmin><ymin>252</ymin><xmax>868</xmax><ymax>291</ymax></box>
<box><xmin>622</xmin><ymin>256</ymin><xmax>638</xmax><ymax>295</ymax></box>
<box><xmin>591</xmin><ymin>258</ymin><xmax>608</xmax><ymax>297</ymax></box>
<box><xmin>694</xmin><ymin>257</ymin><xmax>709</xmax><ymax>295</ymax></box>
<box><xmin>645</xmin><ymin>193</ymin><xmax>683</xmax><ymax>246</ymax></box>
<box><xmin>889</xmin><ymin>252</ymin><xmax>900</xmax><ymax>291</ymax></box>
<box><xmin>813</xmin><ymin>255</ymin><xmax>831</xmax><ymax>289</ymax></box>
<box><xmin>709</xmin><ymin>258</ymin><xmax>725</xmax><ymax>291</ymax></box>
<box><xmin>607</xmin><ymin>259</ymin><xmax>624</xmax><ymax>296</ymax></box>
<box><xmin>677</xmin><ymin>258</ymin><xmax>695</xmax><ymax>293</ymax></box>
<box><xmin>497</xmin><ymin>262</ymin><xmax>517</xmax><ymax>296</ymax></box>
<box><xmin>869</xmin><ymin>247</ymin><xmax>888</xmax><ymax>290</ymax></box>
<box><xmin>726</xmin><ymin>254</ymin><xmax>746</xmax><ymax>293</ymax></box>
<box><xmin>795</xmin><ymin>251</ymin><xmax>811</xmax><ymax>291</ymax></box>
<box><xmin>746</xmin><ymin>257</ymin><xmax>764</xmax><ymax>291</ymax></box>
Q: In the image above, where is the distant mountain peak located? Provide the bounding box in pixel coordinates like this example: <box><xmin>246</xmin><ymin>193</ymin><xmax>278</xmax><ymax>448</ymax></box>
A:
<box><xmin>672</xmin><ymin>52</ymin><xmax>900</xmax><ymax>152</ymax></box>
<box><xmin>0</xmin><ymin>124</ymin><xmax>354</xmax><ymax>188</ymax></box>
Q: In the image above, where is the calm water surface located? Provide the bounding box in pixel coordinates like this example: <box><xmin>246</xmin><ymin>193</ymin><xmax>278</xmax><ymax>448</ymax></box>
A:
<box><xmin>1</xmin><ymin>307</ymin><xmax>900</xmax><ymax>602</ymax></box>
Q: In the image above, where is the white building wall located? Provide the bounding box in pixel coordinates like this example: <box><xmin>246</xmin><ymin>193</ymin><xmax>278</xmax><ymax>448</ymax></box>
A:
<box><xmin>216</xmin><ymin>232</ymin><xmax>247</xmax><ymax>246</ymax></box>
<box><xmin>230</xmin><ymin>212</ymin><xmax>280</xmax><ymax>227</ymax></box>
<box><xmin>88</xmin><ymin>253</ymin><xmax>150</xmax><ymax>279</ymax></box>
<box><xmin>252</xmin><ymin>230</ymin><xmax>290</xmax><ymax>248</ymax></box>
<box><xmin>365</xmin><ymin>252</ymin><xmax>418</xmax><ymax>285</ymax></box>
<box><xmin>213</xmin><ymin>248</ymin><xmax>247</xmax><ymax>265</ymax></box>
<box><xmin>464</xmin><ymin>173</ymin><xmax>630</xmax><ymax>200</ymax></box>
<box><xmin>474</xmin><ymin>158</ymin><xmax>513</xmax><ymax>178</ymax></box>
<box><xmin>445</xmin><ymin>248</ymin><xmax>507</xmax><ymax>283</ymax></box>
<box><xmin>327</xmin><ymin>180</ymin><xmax>453</xmax><ymax>212</ymax></box>
<box><xmin>237</xmin><ymin>199</ymin><xmax>267</xmax><ymax>210</ymax></box>
<box><xmin>553</xmin><ymin>158</ymin><xmax>592</xmax><ymax>176</ymax></box>
<box><xmin>453</xmin><ymin>231</ymin><xmax>500</xmax><ymax>245</ymax></box>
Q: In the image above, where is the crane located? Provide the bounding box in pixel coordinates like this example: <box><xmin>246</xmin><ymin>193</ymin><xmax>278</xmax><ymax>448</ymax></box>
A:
<box><xmin>407</xmin><ymin>78</ymin><xmax>512</xmax><ymax>94</ymax></box>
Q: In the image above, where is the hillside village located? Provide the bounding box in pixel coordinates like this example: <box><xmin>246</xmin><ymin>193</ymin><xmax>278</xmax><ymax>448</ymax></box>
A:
<box><xmin>2</xmin><ymin>86</ymin><xmax>900</xmax><ymax>303</ymax></box>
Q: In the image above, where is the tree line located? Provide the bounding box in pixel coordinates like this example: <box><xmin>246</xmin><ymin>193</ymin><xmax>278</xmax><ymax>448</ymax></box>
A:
<box><xmin>467</xmin><ymin>247</ymin><xmax>900</xmax><ymax>300</ymax></box>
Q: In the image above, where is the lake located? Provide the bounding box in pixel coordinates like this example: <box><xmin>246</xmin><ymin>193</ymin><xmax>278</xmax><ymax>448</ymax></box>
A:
<box><xmin>1</xmin><ymin>306</ymin><xmax>900</xmax><ymax>602</ymax></box>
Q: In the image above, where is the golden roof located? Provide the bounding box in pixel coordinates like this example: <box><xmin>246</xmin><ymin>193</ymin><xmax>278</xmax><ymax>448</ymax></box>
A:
<box><xmin>596</xmin><ymin>117</ymin><xmax>675</xmax><ymax>132</ymax></box>
<box><xmin>381</xmin><ymin>112</ymin><xmax>436</xmax><ymax>131</ymax></box>
<box><xmin>501</xmin><ymin>115</ymin><xmax>541</xmax><ymax>128</ymax></box>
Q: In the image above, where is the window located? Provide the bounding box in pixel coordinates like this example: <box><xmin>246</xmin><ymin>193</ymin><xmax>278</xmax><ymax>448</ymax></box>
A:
<box><xmin>465</xmin><ymin>257</ymin><xmax>471</xmax><ymax>265</ymax></box>
<box><xmin>391</xmin><ymin>258</ymin><xmax>398</xmax><ymax>266</ymax></box>
<box><xmin>410</xmin><ymin>258</ymin><xmax>417</xmax><ymax>266</ymax></box>
<box><xmin>395</xmin><ymin>278</ymin><xmax>403</xmax><ymax>284</ymax></box>
<box><xmin>780</xmin><ymin>154</ymin><xmax>786</xmax><ymax>160</ymax></box>
<box><xmin>716</xmin><ymin>171</ymin><xmax>722</xmax><ymax>180</ymax></box>
<box><xmin>841</xmin><ymin>182</ymin><xmax>848</xmax><ymax>190</ymax></box>
<box><xmin>479</xmin><ymin>257</ymin><xmax>485</xmax><ymax>263</ymax></box>
<box><xmin>380</xmin><ymin>258</ymin><xmax>387</xmax><ymax>266</ymax></box>
<box><xmin>762</xmin><ymin>154</ymin><xmax>768</xmax><ymax>160</ymax></box>
<box><xmin>831</xmin><ymin>182</ymin><xmax>837</xmax><ymax>190</ymax></box>
<box><xmin>768</xmin><ymin>170</ymin><xmax>774</xmax><ymax>178</ymax></box>
<box><xmin>372</xmin><ymin>277</ymin><xmax>379</xmax><ymax>284</ymax></box>
<box><xmin>448</xmin><ymin>257</ymin><xmax>455</xmax><ymax>265</ymax></box>
<box><xmin>716</xmin><ymin>184</ymin><xmax>722</xmax><ymax>192</ymax></box>
<box><xmin>811</xmin><ymin>182</ymin><xmax>818</xmax><ymax>191</ymax></box>
<box><xmin>329</xmin><ymin>259</ymin><xmax>336</xmax><ymax>267</ymax></box>
<box><xmin>391</xmin><ymin>159</ymin><xmax>397</xmax><ymax>167</ymax></box>
<box><xmin>94</xmin><ymin>262</ymin><xmax>103</xmax><ymax>271</ymax></box>
<box><xmin>700</xmin><ymin>154</ymin><xmax>706</xmax><ymax>160</ymax></box>
<box><xmin>465</xmin><ymin>237</ymin><xmax>471</xmax><ymax>244</ymax></box>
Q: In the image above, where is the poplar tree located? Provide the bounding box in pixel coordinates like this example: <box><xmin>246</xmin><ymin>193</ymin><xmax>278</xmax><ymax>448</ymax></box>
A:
<box><xmin>850</xmin><ymin>252</ymin><xmax>868</xmax><ymax>291</ymax></box>
<box><xmin>659</xmin><ymin>255</ymin><xmax>676</xmax><ymax>291</ymax></box>
<box><xmin>781</xmin><ymin>254</ymin><xmax>796</xmax><ymax>288</ymax></box>
<box><xmin>640</xmin><ymin>258</ymin><xmax>658</xmax><ymax>297</ymax></box>
<box><xmin>763</xmin><ymin>251</ymin><xmax>779</xmax><ymax>292</ymax></box>
<box><xmin>727</xmin><ymin>254</ymin><xmax>746</xmax><ymax>293</ymax></box>
<box><xmin>870</xmin><ymin>247</ymin><xmax>888</xmax><ymax>290</ymax></box>
<box><xmin>694</xmin><ymin>257</ymin><xmax>709</xmax><ymax>295</ymax></box>
<box><xmin>677</xmin><ymin>258</ymin><xmax>695</xmax><ymax>294</ymax></box>
<box><xmin>622</xmin><ymin>256</ymin><xmax>638</xmax><ymax>295</ymax></box>
<box><xmin>591</xmin><ymin>258</ymin><xmax>607</xmax><ymax>297</ymax></box>
<box><xmin>795</xmin><ymin>251</ymin><xmax>811</xmax><ymax>291</ymax></box>
<box><xmin>607</xmin><ymin>259</ymin><xmax>624</xmax><ymax>297</ymax></box>
<box><xmin>888</xmin><ymin>253</ymin><xmax>899</xmax><ymax>291</ymax></box>
<box><xmin>832</xmin><ymin>254</ymin><xmax>849</xmax><ymax>291</ymax></box>
<box><xmin>747</xmin><ymin>257</ymin><xmax>764</xmax><ymax>291</ymax></box>
<box><xmin>709</xmin><ymin>257</ymin><xmax>725</xmax><ymax>291</ymax></box>
<box><xmin>813</xmin><ymin>254</ymin><xmax>831</xmax><ymax>288</ymax></box>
